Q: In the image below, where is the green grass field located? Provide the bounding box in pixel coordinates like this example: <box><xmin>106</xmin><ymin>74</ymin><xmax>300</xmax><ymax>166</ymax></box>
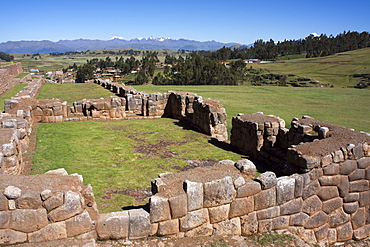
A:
<box><xmin>32</xmin><ymin>119</ymin><xmax>242</xmax><ymax>213</ymax></box>
<box><xmin>37</xmin><ymin>83</ymin><xmax>116</xmax><ymax>103</ymax></box>
<box><xmin>252</xmin><ymin>48</ymin><xmax>370</xmax><ymax>87</ymax></box>
<box><xmin>134</xmin><ymin>85</ymin><xmax>370</xmax><ymax>133</ymax></box>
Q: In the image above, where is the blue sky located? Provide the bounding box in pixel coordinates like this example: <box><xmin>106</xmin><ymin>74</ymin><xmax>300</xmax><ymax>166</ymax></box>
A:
<box><xmin>1</xmin><ymin>0</ymin><xmax>369</xmax><ymax>45</ymax></box>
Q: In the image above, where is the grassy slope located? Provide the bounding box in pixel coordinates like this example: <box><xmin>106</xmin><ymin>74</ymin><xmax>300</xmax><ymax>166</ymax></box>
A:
<box><xmin>252</xmin><ymin>48</ymin><xmax>370</xmax><ymax>87</ymax></box>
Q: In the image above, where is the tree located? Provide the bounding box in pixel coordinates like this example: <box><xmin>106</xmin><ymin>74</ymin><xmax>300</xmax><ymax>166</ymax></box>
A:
<box><xmin>0</xmin><ymin>52</ymin><xmax>14</xmax><ymax>62</ymax></box>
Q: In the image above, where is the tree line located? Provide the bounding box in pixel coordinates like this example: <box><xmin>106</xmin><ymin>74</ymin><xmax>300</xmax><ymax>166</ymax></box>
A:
<box><xmin>68</xmin><ymin>30</ymin><xmax>370</xmax><ymax>85</ymax></box>
<box><xmin>200</xmin><ymin>31</ymin><xmax>370</xmax><ymax>60</ymax></box>
<box><xmin>68</xmin><ymin>53</ymin><xmax>158</xmax><ymax>83</ymax></box>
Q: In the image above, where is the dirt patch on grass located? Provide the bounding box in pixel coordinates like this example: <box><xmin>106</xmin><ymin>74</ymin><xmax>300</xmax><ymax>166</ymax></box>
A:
<box><xmin>135</xmin><ymin>140</ymin><xmax>185</xmax><ymax>159</ymax></box>
<box><xmin>102</xmin><ymin>188</ymin><xmax>152</xmax><ymax>205</ymax></box>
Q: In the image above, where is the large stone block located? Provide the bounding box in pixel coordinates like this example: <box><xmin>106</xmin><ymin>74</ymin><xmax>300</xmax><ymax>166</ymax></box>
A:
<box><xmin>322</xmin><ymin>197</ymin><xmax>343</xmax><ymax>214</ymax></box>
<box><xmin>317</xmin><ymin>186</ymin><xmax>339</xmax><ymax>201</ymax></box>
<box><xmin>229</xmin><ymin>197</ymin><xmax>254</xmax><ymax>218</ymax></box>
<box><xmin>340</xmin><ymin>160</ymin><xmax>357</xmax><ymax>175</ymax></box>
<box><xmin>290</xmin><ymin>212</ymin><xmax>309</xmax><ymax>226</ymax></box>
<box><xmin>302</xmin><ymin>195</ymin><xmax>322</xmax><ymax>215</ymax></box>
<box><xmin>276</xmin><ymin>176</ymin><xmax>295</xmax><ymax>204</ymax></box>
<box><xmin>48</xmin><ymin>190</ymin><xmax>83</xmax><ymax>222</ymax></box>
<box><xmin>149</xmin><ymin>195</ymin><xmax>171</xmax><ymax>223</ymax></box>
<box><xmin>213</xmin><ymin>217</ymin><xmax>241</xmax><ymax>235</ymax></box>
<box><xmin>314</xmin><ymin>223</ymin><xmax>329</xmax><ymax>242</ymax></box>
<box><xmin>96</xmin><ymin>211</ymin><xmax>129</xmax><ymax>240</ymax></box>
<box><xmin>351</xmin><ymin>207</ymin><xmax>366</xmax><ymax>230</ymax></box>
<box><xmin>16</xmin><ymin>191</ymin><xmax>42</xmax><ymax>209</ymax></box>
<box><xmin>43</xmin><ymin>191</ymin><xmax>64</xmax><ymax>211</ymax></box>
<box><xmin>169</xmin><ymin>193</ymin><xmax>187</xmax><ymax>219</ymax></box>
<box><xmin>302</xmin><ymin>179</ymin><xmax>320</xmax><ymax>200</ymax></box>
<box><xmin>237</xmin><ymin>180</ymin><xmax>261</xmax><ymax>198</ymax></box>
<box><xmin>65</xmin><ymin>211</ymin><xmax>94</xmax><ymax>237</ymax></box>
<box><xmin>179</xmin><ymin>208</ymin><xmax>209</xmax><ymax>231</ymax></box>
<box><xmin>319</xmin><ymin>175</ymin><xmax>341</xmax><ymax>186</ymax></box>
<box><xmin>256</xmin><ymin>206</ymin><xmax>280</xmax><ymax>220</ymax></box>
<box><xmin>272</xmin><ymin>216</ymin><xmax>289</xmax><ymax>230</ymax></box>
<box><xmin>328</xmin><ymin>208</ymin><xmax>349</xmax><ymax>228</ymax></box>
<box><xmin>158</xmin><ymin>219</ymin><xmax>179</xmax><ymax>236</ymax></box>
<box><xmin>280</xmin><ymin>198</ymin><xmax>303</xmax><ymax>215</ymax></box>
<box><xmin>304</xmin><ymin>211</ymin><xmax>328</xmax><ymax>229</ymax></box>
<box><xmin>357</xmin><ymin>157</ymin><xmax>370</xmax><ymax>169</ymax></box>
<box><xmin>28</xmin><ymin>221</ymin><xmax>67</xmax><ymax>243</ymax></box>
<box><xmin>258</xmin><ymin>219</ymin><xmax>272</xmax><ymax>233</ymax></box>
<box><xmin>292</xmin><ymin>174</ymin><xmax>304</xmax><ymax>198</ymax></box>
<box><xmin>184</xmin><ymin>223</ymin><xmax>213</xmax><ymax>237</ymax></box>
<box><xmin>349</xmin><ymin>180</ymin><xmax>369</xmax><ymax>192</ymax></box>
<box><xmin>359</xmin><ymin>191</ymin><xmax>370</xmax><ymax>207</ymax></box>
<box><xmin>203</xmin><ymin>176</ymin><xmax>236</xmax><ymax>208</ymax></box>
<box><xmin>129</xmin><ymin>209</ymin><xmax>151</xmax><ymax>239</ymax></box>
<box><xmin>349</xmin><ymin>169</ymin><xmax>366</xmax><ymax>181</ymax></box>
<box><xmin>0</xmin><ymin>211</ymin><xmax>10</xmax><ymax>228</ymax></box>
<box><xmin>323</xmin><ymin>163</ymin><xmax>339</xmax><ymax>175</ymax></box>
<box><xmin>255</xmin><ymin>171</ymin><xmax>277</xmax><ymax>190</ymax></box>
<box><xmin>0</xmin><ymin>229</ymin><xmax>27</xmax><ymax>245</ymax></box>
<box><xmin>241</xmin><ymin>212</ymin><xmax>258</xmax><ymax>235</ymax></box>
<box><xmin>10</xmin><ymin>208</ymin><xmax>48</xmax><ymax>233</ymax></box>
<box><xmin>234</xmin><ymin>159</ymin><xmax>256</xmax><ymax>178</ymax></box>
<box><xmin>208</xmin><ymin>204</ymin><xmax>230</xmax><ymax>223</ymax></box>
<box><xmin>336</xmin><ymin>222</ymin><xmax>353</xmax><ymax>242</ymax></box>
<box><xmin>338</xmin><ymin>176</ymin><xmax>350</xmax><ymax>199</ymax></box>
<box><xmin>343</xmin><ymin>201</ymin><xmax>359</xmax><ymax>214</ymax></box>
<box><xmin>254</xmin><ymin>187</ymin><xmax>276</xmax><ymax>211</ymax></box>
<box><xmin>327</xmin><ymin>228</ymin><xmax>337</xmax><ymax>244</ymax></box>
<box><xmin>353</xmin><ymin>225</ymin><xmax>370</xmax><ymax>240</ymax></box>
<box><xmin>184</xmin><ymin>180</ymin><xmax>203</xmax><ymax>211</ymax></box>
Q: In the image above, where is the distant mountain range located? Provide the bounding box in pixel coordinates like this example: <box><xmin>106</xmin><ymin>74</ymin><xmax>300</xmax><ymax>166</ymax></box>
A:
<box><xmin>0</xmin><ymin>37</ymin><xmax>242</xmax><ymax>54</ymax></box>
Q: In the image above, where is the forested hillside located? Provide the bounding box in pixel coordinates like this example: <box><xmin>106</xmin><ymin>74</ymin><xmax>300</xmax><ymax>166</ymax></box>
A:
<box><xmin>201</xmin><ymin>31</ymin><xmax>370</xmax><ymax>60</ymax></box>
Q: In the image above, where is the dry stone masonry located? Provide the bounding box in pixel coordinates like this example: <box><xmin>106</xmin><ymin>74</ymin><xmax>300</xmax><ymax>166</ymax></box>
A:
<box><xmin>0</xmin><ymin>68</ymin><xmax>369</xmax><ymax>245</ymax></box>
<box><xmin>0</xmin><ymin>63</ymin><xmax>23</xmax><ymax>96</ymax></box>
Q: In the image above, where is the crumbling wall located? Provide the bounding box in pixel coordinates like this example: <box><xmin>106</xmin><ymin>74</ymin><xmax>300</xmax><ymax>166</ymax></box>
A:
<box><xmin>1</xmin><ymin>75</ymin><xmax>369</xmax><ymax>245</ymax></box>
<box><xmin>95</xmin><ymin>79</ymin><xmax>228</xmax><ymax>141</ymax></box>
<box><xmin>0</xmin><ymin>63</ymin><xmax>23</xmax><ymax>96</ymax></box>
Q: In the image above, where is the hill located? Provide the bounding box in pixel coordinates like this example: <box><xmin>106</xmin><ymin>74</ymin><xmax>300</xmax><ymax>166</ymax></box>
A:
<box><xmin>0</xmin><ymin>37</ymin><xmax>240</xmax><ymax>54</ymax></box>
<box><xmin>252</xmin><ymin>47</ymin><xmax>370</xmax><ymax>87</ymax></box>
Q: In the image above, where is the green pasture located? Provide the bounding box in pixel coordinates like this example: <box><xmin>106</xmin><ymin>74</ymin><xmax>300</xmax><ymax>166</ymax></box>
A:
<box><xmin>134</xmin><ymin>85</ymin><xmax>370</xmax><ymax>133</ymax></box>
<box><xmin>252</xmin><ymin>48</ymin><xmax>370</xmax><ymax>87</ymax></box>
<box><xmin>32</xmin><ymin>119</ymin><xmax>242</xmax><ymax>213</ymax></box>
<box><xmin>37</xmin><ymin>83</ymin><xmax>116</xmax><ymax>103</ymax></box>
<box><xmin>0</xmin><ymin>83</ymin><xmax>27</xmax><ymax>111</ymax></box>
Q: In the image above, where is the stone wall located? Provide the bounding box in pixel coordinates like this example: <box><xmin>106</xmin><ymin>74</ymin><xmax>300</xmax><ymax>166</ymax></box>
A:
<box><xmin>5</xmin><ymin>79</ymin><xmax>228</xmax><ymax>141</ymax></box>
<box><xmin>95</xmin><ymin>79</ymin><xmax>228</xmax><ymax>141</ymax></box>
<box><xmin>0</xmin><ymin>63</ymin><xmax>23</xmax><ymax>96</ymax></box>
<box><xmin>0</xmin><ymin>171</ymin><xmax>98</xmax><ymax>245</ymax></box>
<box><xmin>1</xmin><ymin>77</ymin><xmax>369</xmax><ymax>245</ymax></box>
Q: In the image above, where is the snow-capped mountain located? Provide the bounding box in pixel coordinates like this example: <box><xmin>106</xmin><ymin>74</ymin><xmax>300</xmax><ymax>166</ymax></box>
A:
<box><xmin>0</xmin><ymin>37</ymin><xmax>241</xmax><ymax>54</ymax></box>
